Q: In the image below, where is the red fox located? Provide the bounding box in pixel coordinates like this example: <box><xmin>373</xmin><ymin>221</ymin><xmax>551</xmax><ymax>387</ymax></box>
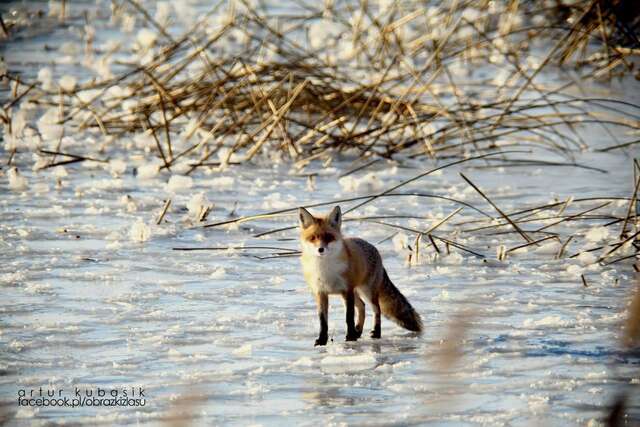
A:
<box><xmin>298</xmin><ymin>205</ymin><xmax>423</xmax><ymax>346</ymax></box>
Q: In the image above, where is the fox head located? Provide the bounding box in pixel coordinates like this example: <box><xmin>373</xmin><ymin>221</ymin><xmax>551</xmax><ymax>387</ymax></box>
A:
<box><xmin>298</xmin><ymin>206</ymin><xmax>343</xmax><ymax>257</ymax></box>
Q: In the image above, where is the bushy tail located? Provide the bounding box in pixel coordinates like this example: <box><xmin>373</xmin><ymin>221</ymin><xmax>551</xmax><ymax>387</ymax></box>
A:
<box><xmin>379</xmin><ymin>269</ymin><xmax>423</xmax><ymax>333</ymax></box>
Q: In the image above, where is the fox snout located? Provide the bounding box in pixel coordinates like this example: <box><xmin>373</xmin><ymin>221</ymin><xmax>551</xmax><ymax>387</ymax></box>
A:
<box><xmin>303</xmin><ymin>238</ymin><xmax>335</xmax><ymax>257</ymax></box>
<box><xmin>314</xmin><ymin>243</ymin><xmax>332</xmax><ymax>256</ymax></box>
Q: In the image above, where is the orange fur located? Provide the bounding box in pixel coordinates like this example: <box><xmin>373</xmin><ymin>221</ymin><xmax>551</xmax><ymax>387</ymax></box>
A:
<box><xmin>299</xmin><ymin>206</ymin><xmax>422</xmax><ymax>346</ymax></box>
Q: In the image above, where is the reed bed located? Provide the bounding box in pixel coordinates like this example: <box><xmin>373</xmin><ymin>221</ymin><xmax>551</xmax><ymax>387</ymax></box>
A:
<box><xmin>2</xmin><ymin>0</ymin><xmax>640</xmax><ymax>172</ymax></box>
<box><xmin>1</xmin><ymin>0</ymin><xmax>639</xmax><ymax>265</ymax></box>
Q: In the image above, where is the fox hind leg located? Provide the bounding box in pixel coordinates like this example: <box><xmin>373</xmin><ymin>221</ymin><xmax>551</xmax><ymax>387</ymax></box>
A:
<box><xmin>370</xmin><ymin>294</ymin><xmax>381</xmax><ymax>339</ymax></box>
<box><xmin>355</xmin><ymin>293</ymin><xmax>365</xmax><ymax>338</ymax></box>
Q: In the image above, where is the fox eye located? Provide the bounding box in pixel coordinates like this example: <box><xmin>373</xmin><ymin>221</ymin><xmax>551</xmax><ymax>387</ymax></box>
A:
<box><xmin>310</xmin><ymin>235</ymin><xmax>318</xmax><ymax>242</ymax></box>
<box><xmin>324</xmin><ymin>234</ymin><xmax>334</xmax><ymax>243</ymax></box>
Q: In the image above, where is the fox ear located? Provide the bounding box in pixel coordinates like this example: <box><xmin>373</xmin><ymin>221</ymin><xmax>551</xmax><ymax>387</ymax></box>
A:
<box><xmin>298</xmin><ymin>207</ymin><xmax>315</xmax><ymax>229</ymax></box>
<box><xmin>328</xmin><ymin>205</ymin><xmax>342</xmax><ymax>229</ymax></box>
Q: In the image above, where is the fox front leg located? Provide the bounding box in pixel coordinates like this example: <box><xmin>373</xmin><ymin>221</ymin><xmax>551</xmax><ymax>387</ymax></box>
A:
<box><xmin>343</xmin><ymin>289</ymin><xmax>359</xmax><ymax>341</ymax></box>
<box><xmin>315</xmin><ymin>292</ymin><xmax>329</xmax><ymax>346</ymax></box>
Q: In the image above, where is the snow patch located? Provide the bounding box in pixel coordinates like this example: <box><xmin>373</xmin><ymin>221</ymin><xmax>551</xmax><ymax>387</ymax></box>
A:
<box><xmin>166</xmin><ymin>175</ymin><xmax>193</xmax><ymax>192</ymax></box>
<box><xmin>320</xmin><ymin>353</ymin><xmax>376</xmax><ymax>373</ymax></box>
<box><xmin>523</xmin><ymin>316</ymin><xmax>570</xmax><ymax>328</ymax></box>
<box><xmin>129</xmin><ymin>220</ymin><xmax>151</xmax><ymax>242</ymax></box>
<box><xmin>584</xmin><ymin>226</ymin><xmax>609</xmax><ymax>243</ymax></box>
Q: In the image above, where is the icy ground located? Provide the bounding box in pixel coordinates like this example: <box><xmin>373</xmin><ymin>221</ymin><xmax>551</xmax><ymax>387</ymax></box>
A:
<box><xmin>1</xmin><ymin>1</ymin><xmax>640</xmax><ymax>426</ymax></box>
<box><xmin>2</xmin><ymin>148</ymin><xmax>640</xmax><ymax>426</ymax></box>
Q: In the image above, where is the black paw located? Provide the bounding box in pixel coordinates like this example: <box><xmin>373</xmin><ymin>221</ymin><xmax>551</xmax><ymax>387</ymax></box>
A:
<box><xmin>345</xmin><ymin>330</ymin><xmax>359</xmax><ymax>341</ymax></box>
<box><xmin>315</xmin><ymin>336</ymin><xmax>328</xmax><ymax>346</ymax></box>
<box><xmin>354</xmin><ymin>327</ymin><xmax>363</xmax><ymax>339</ymax></box>
<box><xmin>370</xmin><ymin>329</ymin><xmax>381</xmax><ymax>339</ymax></box>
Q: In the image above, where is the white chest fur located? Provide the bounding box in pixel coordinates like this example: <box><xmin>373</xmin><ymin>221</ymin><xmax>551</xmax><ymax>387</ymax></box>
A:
<box><xmin>302</xmin><ymin>254</ymin><xmax>348</xmax><ymax>294</ymax></box>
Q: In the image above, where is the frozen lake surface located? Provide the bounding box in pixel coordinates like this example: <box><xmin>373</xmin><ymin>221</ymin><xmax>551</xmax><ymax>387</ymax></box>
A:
<box><xmin>1</xmin><ymin>1</ymin><xmax>640</xmax><ymax>426</ymax></box>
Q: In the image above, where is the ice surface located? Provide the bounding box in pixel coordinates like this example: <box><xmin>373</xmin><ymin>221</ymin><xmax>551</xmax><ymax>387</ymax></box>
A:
<box><xmin>1</xmin><ymin>1</ymin><xmax>639</xmax><ymax>426</ymax></box>
<box><xmin>2</xmin><ymin>144</ymin><xmax>637</xmax><ymax>425</ymax></box>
